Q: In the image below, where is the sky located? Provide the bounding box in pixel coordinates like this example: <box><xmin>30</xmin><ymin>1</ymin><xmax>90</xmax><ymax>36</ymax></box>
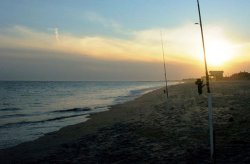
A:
<box><xmin>0</xmin><ymin>0</ymin><xmax>250</xmax><ymax>81</ymax></box>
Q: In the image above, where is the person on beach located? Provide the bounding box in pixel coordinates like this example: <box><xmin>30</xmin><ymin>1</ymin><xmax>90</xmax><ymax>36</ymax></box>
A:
<box><xmin>195</xmin><ymin>78</ymin><xmax>205</xmax><ymax>95</ymax></box>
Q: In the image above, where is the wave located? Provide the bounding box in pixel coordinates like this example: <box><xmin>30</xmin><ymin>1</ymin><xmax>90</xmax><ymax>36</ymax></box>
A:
<box><xmin>114</xmin><ymin>86</ymin><xmax>161</xmax><ymax>104</ymax></box>
<box><xmin>0</xmin><ymin>107</ymin><xmax>21</xmax><ymax>111</ymax></box>
<box><xmin>51</xmin><ymin>107</ymin><xmax>91</xmax><ymax>113</ymax></box>
<box><xmin>131</xmin><ymin>86</ymin><xmax>160</xmax><ymax>95</ymax></box>
<box><xmin>0</xmin><ymin>114</ymin><xmax>28</xmax><ymax>119</ymax></box>
<box><xmin>0</xmin><ymin>113</ymin><xmax>88</xmax><ymax>129</ymax></box>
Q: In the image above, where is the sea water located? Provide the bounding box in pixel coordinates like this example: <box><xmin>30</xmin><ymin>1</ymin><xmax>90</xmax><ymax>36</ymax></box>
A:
<box><xmin>0</xmin><ymin>81</ymin><xmax>178</xmax><ymax>149</ymax></box>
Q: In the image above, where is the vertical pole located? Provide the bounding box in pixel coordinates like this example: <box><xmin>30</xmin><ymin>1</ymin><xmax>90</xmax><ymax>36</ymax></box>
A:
<box><xmin>160</xmin><ymin>31</ymin><xmax>169</xmax><ymax>98</ymax></box>
<box><xmin>208</xmin><ymin>93</ymin><xmax>214</xmax><ymax>160</ymax></box>
<box><xmin>196</xmin><ymin>0</ymin><xmax>214</xmax><ymax>161</ymax></box>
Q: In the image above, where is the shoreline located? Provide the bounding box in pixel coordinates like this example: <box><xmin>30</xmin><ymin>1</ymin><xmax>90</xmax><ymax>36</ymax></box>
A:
<box><xmin>0</xmin><ymin>81</ymin><xmax>170</xmax><ymax>150</ymax></box>
<box><xmin>0</xmin><ymin>84</ymin><xmax>169</xmax><ymax>162</ymax></box>
<box><xmin>1</xmin><ymin>81</ymin><xmax>250</xmax><ymax>163</ymax></box>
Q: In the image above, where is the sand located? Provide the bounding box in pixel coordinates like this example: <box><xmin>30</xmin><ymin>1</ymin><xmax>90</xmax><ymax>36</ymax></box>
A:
<box><xmin>1</xmin><ymin>81</ymin><xmax>250</xmax><ymax>163</ymax></box>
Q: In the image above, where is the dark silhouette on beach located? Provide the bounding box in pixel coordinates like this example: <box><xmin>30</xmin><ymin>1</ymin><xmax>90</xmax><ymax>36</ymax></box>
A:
<box><xmin>195</xmin><ymin>78</ymin><xmax>205</xmax><ymax>95</ymax></box>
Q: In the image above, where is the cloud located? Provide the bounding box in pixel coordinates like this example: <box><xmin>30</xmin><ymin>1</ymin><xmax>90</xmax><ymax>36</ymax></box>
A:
<box><xmin>0</xmin><ymin>25</ymin><xmax>161</xmax><ymax>62</ymax></box>
<box><xmin>0</xmin><ymin>23</ymin><xmax>244</xmax><ymax>67</ymax></box>
<box><xmin>0</xmin><ymin>48</ymin><xmax>202</xmax><ymax>81</ymax></box>
<box><xmin>83</xmin><ymin>11</ymin><xmax>130</xmax><ymax>35</ymax></box>
<box><xmin>54</xmin><ymin>28</ymin><xmax>60</xmax><ymax>42</ymax></box>
<box><xmin>1</xmin><ymin>23</ymin><xmax>249</xmax><ymax>80</ymax></box>
<box><xmin>0</xmin><ymin>26</ymin><xmax>54</xmax><ymax>50</ymax></box>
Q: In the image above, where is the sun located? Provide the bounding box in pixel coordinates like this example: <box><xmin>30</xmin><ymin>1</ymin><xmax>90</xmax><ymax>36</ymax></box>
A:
<box><xmin>205</xmin><ymin>38</ymin><xmax>235</xmax><ymax>67</ymax></box>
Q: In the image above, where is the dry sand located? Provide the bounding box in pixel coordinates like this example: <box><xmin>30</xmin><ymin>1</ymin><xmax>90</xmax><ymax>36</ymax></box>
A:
<box><xmin>1</xmin><ymin>81</ymin><xmax>250</xmax><ymax>163</ymax></box>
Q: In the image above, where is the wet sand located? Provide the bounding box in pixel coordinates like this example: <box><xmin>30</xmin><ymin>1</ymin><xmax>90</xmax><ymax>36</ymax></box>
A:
<box><xmin>1</xmin><ymin>81</ymin><xmax>250</xmax><ymax>163</ymax></box>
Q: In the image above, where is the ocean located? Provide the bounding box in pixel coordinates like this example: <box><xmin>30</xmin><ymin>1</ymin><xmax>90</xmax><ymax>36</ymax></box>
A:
<box><xmin>0</xmin><ymin>81</ymin><xmax>178</xmax><ymax>149</ymax></box>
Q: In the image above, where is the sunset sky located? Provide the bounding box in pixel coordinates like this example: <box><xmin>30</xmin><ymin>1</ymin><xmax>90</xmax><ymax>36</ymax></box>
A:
<box><xmin>0</xmin><ymin>0</ymin><xmax>250</xmax><ymax>81</ymax></box>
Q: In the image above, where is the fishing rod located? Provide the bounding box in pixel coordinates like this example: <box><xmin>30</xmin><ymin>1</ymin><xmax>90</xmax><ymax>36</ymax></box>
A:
<box><xmin>160</xmin><ymin>31</ymin><xmax>169</xmax><ymax>98</ymax></box>
<box><xmin>196</xmin><ymin>0</ymin><xmax>215</xmax><ymax>162</ymax></box>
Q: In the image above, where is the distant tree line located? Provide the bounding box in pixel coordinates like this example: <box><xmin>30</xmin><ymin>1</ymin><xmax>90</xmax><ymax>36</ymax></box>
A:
<box><xmin>228</xmin><ymin>71</ymin><xmax>250</xmax><ymax>80</ymax></box>
<box><xmin>182</xmin><ymin>71</ymin><xmax>250</xmax><ymax>82</ymax></box>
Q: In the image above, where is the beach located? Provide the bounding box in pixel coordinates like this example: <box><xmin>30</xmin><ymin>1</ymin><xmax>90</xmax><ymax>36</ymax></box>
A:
<box><xmin>1</xmin><ymin>81</ymin><xmax>250</xmax><ymax>163</ymax></box>
<box><xmin>0</xmin><ymin>81</ymin><xmax>166</xmax><ymax>149</ymax></box>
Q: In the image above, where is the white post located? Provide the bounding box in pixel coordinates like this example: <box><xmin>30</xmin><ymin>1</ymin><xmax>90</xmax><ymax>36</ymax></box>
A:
<box><xmin>208</xmin><ymin>93</ymin><xmax>214</xmax><ymax>159</ymax></box>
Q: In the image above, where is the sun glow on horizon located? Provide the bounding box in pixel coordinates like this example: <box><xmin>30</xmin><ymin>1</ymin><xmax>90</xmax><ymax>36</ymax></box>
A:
<box><xmin>207</xmin><ymin>39</ymin><xmax>235</xmax><ymax>66</ymax></box>
<box><xmin>197</xmin><ymin>36</ymin><xmax>237</xmax><ymax>68</ymax></box>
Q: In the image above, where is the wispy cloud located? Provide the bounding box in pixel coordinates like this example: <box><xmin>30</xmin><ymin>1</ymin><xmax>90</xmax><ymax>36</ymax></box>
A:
<box><xmin>83</xmin><ymin>11</ymin><xmax>131</xmax><ymax>35</ymax></box>
<box><xmin>0</xmin><ymin>24</ymin><xmax>242</xmax><ymax>67</ymax></box>
<box><xmin>47</xmin><ymin>27</ymin><xmax>60</xmax><ymax>43</ymax></box>
<box><xmin>0</xmin><ymin>26</ymin><xmax>53</xmax><ymax>49</ymax></box>
<box><xmin>54</xmin><ymin>28</ymin><xmax>60</xmax><ymax>42</ymax></box>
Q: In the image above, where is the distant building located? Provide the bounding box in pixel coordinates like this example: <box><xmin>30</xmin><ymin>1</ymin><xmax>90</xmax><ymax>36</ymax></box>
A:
<box><xmin>209</xmin><ymin>71</ymin><xmax>224</xmax><ymax>80</ymax></box>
